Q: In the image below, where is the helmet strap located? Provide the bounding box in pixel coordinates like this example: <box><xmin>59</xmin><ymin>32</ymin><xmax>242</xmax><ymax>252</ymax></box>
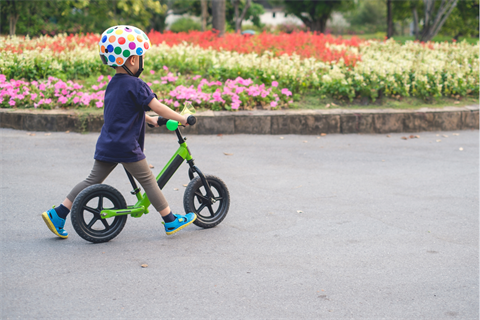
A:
<box><xmin>121</xmin><ymin>55</ymin><xmax>143</xmax><ymax>78</ymax></box>
<box><xmin>134</xmin><ymin>55</ymin><xmax>144</xmax><ymax>78</ymax></box>
<box><xmin>122</xmin><ymin>64</ymin><xmax>135</xmax><ymax>76</ymax></box>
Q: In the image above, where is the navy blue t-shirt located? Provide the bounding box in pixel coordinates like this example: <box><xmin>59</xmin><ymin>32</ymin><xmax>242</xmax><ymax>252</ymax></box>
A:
<box><xmin>94</xmin><ymin>74</ymin><xmax>156</xmax><ymax>163</ymax></box>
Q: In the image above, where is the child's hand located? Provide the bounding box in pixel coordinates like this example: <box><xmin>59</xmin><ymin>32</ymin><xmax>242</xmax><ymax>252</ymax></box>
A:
<box><xmin>146</xmin><ymin>115</ymin><xmax>159</xmax><ymax>127</ymax></box>
<box><xmin>182</xmin><ymin>115</ymin><xmax>190</xmax><ymax>126</ymax></box>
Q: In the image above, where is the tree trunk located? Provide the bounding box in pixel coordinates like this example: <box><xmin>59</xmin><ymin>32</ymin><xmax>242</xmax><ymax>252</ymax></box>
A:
<box><xmin>212</xmin><ymin>0</ymin><xmax>226</xmax><ymax>37</ymax></box>
<box><xmin>418</xmin><ymin>0</ymin><xmax>458</xmax><ymax>41</ymax></box>
<box><xmin>233</xmin><ymin>0</ymin><xmax>240</xmax><ymax>32</ymax></box>
<box><xmin>235</xmin><ymin>0</ymin><xmax>251</xmax><ymax>33</ymax></box>
<box><xmin>301</xmin><ymin>15</ymin><xmax>328</xmax><ymax>33</ymax></box>
<box><xmin>412</xmin><ymin>7</ymin><xmax>420</xmax><ymax>39</ymax></box>
<box><xmin>387</xmin><ymin>0</ymin><xmax>393</xmax><ymax>38</ymax></box>
<box><xmin>201</xmin><ymin>0</ymin><xmax>208</xmax><ymax>31</ymax></box>
<box><xmin>9</xmin><ymin>13</ymin><xmax>19</xmax><ymax>36</ymax></box>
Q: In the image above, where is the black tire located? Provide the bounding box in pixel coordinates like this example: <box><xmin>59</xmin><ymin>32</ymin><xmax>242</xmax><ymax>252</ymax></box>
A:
<box><xmin>71</xmin><ymin>184</ymin><xmax>128</xmax><ymax>243</ymax></box>
<box><xmin>184</xmin><ymin>175</ymin><xmax>230</xmax><ymax>228</ymax></box>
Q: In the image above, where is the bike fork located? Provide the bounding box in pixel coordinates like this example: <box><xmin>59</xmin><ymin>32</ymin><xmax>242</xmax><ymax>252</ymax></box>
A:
<box><xmin>187</xmin><ymin>159</ymin><xmax>215</xmax><ymax>199</ymax></box>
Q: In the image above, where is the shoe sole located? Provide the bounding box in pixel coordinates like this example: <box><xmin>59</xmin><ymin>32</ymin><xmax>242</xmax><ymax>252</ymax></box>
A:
<box><xmin>166</xmin><ymin>214</ymin><xmax>197</xmax><ymax>235</ymax></box>
<box><xmin>42</xmin><ymin>212</ymin><xmax>68</xmax><ymax>239</ymax></box>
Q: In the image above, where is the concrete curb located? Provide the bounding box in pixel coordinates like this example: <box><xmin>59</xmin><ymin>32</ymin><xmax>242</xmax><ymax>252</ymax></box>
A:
<box><xmin>1</xmin><ymin>106</ymin><xmax>478</xmax><ymax>134</ymax></box>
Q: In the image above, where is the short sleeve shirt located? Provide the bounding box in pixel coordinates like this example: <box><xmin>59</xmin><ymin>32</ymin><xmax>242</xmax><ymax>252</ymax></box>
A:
<box><xmin>94</xmin><ymin>74</ymin><xmax>156</xmax><ymax>163</ymax></box>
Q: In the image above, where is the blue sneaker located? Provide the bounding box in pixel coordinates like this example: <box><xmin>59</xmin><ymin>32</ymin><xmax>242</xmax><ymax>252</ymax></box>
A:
<box><xmin>42</xmin><ymin>207</ymin><xmax>68</xmax><ymax>239</ymax></box>
<box><xmin>162</xmin><ymin>213</ymin><xmax>197</xmax><ymax>235</ymax></box>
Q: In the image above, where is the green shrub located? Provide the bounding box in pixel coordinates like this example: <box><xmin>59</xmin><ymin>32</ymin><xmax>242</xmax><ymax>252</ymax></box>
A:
<box><xmin>169</xmin><ymin>17</ymin><xmax>202</xmax><ymax>33</ymax></box>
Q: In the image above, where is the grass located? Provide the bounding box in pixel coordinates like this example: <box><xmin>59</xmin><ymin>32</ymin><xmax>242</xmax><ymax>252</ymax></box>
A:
<box><xmin>289</xmin><ymin>92</ymin><xmax>479</xmax><ymax>110</ymax></box>
<box><xmin>342</xmin><ymin>33</ymin><xmax>479</xmax><ymax>44</ymax></box>
<box><xmin>28</xmin><ymin>95</ymin><xmax>476</xmax><ymax>115</ymax></box>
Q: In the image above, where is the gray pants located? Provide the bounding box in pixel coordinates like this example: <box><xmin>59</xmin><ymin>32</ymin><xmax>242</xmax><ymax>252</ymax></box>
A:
<box><xmin>67</xmin><ymin>159</ymin><xmax>169</xmax><ymax>212</ymax></box>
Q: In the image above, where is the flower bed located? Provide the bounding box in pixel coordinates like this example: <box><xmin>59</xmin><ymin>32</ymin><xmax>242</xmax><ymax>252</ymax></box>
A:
<box><xmin>0</xmin><ymin>32</ymin><xmax>478</xmax><ymax>111</ymax></box>
<box><xmin>0</xmin><ymin>72</ymin><xmax>293</xmax><ymax>110</ymax></box>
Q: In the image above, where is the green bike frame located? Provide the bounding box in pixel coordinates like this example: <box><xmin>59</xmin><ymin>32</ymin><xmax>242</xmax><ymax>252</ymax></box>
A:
<box><xmin>100</xmin><ymin>127</ymin><xmax>195</xmax><ymax>219</ymax></box>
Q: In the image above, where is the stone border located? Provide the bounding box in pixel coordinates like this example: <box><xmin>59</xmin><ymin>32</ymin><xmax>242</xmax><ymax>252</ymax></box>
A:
<box><xmin>1</xmin><ymin>106</ymin><xmax>478</xmax><ymax>134</ymax></box>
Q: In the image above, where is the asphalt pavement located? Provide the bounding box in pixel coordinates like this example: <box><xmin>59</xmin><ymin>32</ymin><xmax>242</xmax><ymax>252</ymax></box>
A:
<box><xmin>1</xmin><ymin>128</ymin><xmax>478</xmax><ymax>319</ymax></box>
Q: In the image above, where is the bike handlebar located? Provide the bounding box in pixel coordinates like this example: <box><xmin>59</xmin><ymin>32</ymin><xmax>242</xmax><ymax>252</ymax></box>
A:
<box><xmin>147</xmin><ymin>115</ymin><xmax>196</xmax><ymax>130</ymax></box>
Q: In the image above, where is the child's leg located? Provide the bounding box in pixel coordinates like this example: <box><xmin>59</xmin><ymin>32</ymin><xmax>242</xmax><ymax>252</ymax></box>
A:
<box><xmin>122</xmin><ymin>159</ymin><xmax>196</xmax><ymax>234</ymax></box>
<box><xmin>42</xmin><ymin>160</ymin><xmax>117</xmax><ymax>238</ymax></box>
<box><xmin>64</xmin><ymin>160</ymin><xmax>118</xmax><ymax>209</ymax></box>
<box><xmin>121</xmin><ymin>159</ymin><xmax>170</xmax><ymax>215</ymax></box>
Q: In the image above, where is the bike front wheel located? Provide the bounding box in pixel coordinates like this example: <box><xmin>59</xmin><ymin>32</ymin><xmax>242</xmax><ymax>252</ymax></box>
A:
<box><xmin>71</xmin><ymin>184</ymin><xmax>128</xmax><ymax>243</ymax></box>
<box><xmin>184</xmin><ymin>175</ymin><xmax>230</xmax><ymax>228</ymax></box>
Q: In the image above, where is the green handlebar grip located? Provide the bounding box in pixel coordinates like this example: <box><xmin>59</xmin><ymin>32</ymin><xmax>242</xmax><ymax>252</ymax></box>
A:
<box><xmin>166</xmin><ymin>119</ymin><xmax>179</xmax><ymax>131</ymax></box>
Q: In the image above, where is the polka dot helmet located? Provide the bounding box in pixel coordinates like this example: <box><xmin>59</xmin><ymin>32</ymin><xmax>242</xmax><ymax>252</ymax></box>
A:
<box><xmin>99</xmin><ymin>25</ymin><xmax>152</xmax><ymax>67</ymax></box>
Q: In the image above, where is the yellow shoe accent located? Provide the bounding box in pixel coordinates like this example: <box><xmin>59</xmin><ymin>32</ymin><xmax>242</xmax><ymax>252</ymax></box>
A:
<box><xmin>166</xmin><ymin>214</ymin><xmax>197</xmax><ymax>235</ymax></box>
<box><xmin>42</xmin><ymin>212</ymin><xmax>68</xmax><ymax>239</ymax></box>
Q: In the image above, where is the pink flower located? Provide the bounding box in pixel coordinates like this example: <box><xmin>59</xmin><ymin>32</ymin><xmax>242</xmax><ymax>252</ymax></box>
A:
<box><xmin>153</xmin><ymin>80</ymin><xmax>159</xmax><ymax>84</ymax></box>
<box><xmin>73</xmin><ymin>97</ymin><xmax>80</xmax><ymax>104</ymax></box>
<box><xmin>0</xmin><ymin>74</ymin><xmax>6</xmax><ymax>83</ymax></box>
<box><xmin>96</xmin><ymin>101</ymin><xmax>103</xmax><ymax>108</ymax></box>
<box><xmin>236</xmin><ymin>77</ymin><xmax>253</xmax><ymax>86</ymax></box>
<box><xmin>58</xmin><ymin>96</ymin><xmax>68</xmax><ymax>104</ymax></box>
<box><xmin>44</xmin><ymin>98</ymin><xmax>52</xmax><ymax>104</ymax></box>
<box><xmin>173</xmin><ymin>101</ymin><xmax>180</xmax><ymax>107</ymax></box>
<box><xmin>8</xmin><ymin>100</ymin><xmax>15</xmax><ymax>106</ymax></box>
<box><xmin>147</xmin><ymin>82</ymin><xmax>152</xmax><ymax>87</ymax></box>
<box><xmin>281</xmin><ymin>88</ymin><xmax>292</xmax><ymax>96</ymax></box>
<box><xmin>163</xmin><ymin>66</ymin><xmax>168</xmax><ymax>71</ymax></box>
<box><xmin>270</xmin><ymin>101</ymin><xmax>278</xmax><ymax>107</ymax></box>
<box><xmin>150</xmin><ymin>70</ymin><xmax>155</xmax><ymax>75</ymax></box>
<box><xmin>235</xmin><ymin>87</ymin><xmax>245</xmax><ymax>94</ymax></box>
<box><xmin>192</xmin><ymin>75</ymin><xmax>201</xmax><ymax>81</ymax></box>
<box><xmin>92</xmin><ymin>85</ymin><xmax>99</xmax><ymax>90</ymax></box>
<box><xmin>272</xmin><ymin>81</ymin><xmax>278</xmax><ymax>87</ymax></box>
<box><xmin>107</xmin><ymin>75</ymin><xmax>112</xmax><ymax>82</ymax></box>
<box><xmin>97</xmin><ymin>75</ymin><xmax>104</xmax><ymax>82</ymax></box>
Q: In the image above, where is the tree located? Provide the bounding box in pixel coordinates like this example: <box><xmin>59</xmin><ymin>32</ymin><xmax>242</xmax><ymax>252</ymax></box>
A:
<box><xmin>413</xmin><ymin>0</ymin><xmax>458</xmax><ymax>41</ymax></box>
<box><xmin>386</xmin><ymin>0</ymin><xmax>393</xmax><ymax>38</ymax></box>
<box><xmin>212</xmin><ymin>0</ymin><xmax>226</xmax><ymax>36</ymax></box>
<box><xmin>1</xmin><ymin>0</ymin><xmax>23</xmax><ymax>35</ymax></box>
<box><xmin>226</xmin><ymin>0</ymin><xmax>264</xmax><ymax>32</ymax></box>
<box><xmin>0</xmin><ymin>0</ymin><xmax>167</xmax><ymax>36</ymax></box>
<box><xmin>282</xmin><ymin>0</ymin><xmax>346</xmax><ymax>33</ymax></box>
<box><xmin>440</xmin><ymin>0</ymin><xmax>479</xmax><ymax>39</ymax></box>
<box><xmin>344</xmin><ymin>0</ymin><xmax>386</xmax><ymax>34</ymax></box>
<box><xmin>232</xmin><ymin>0</ymin><xmax>251</xmax><ymax>33</ymax></box>
<box><xmin>201</xmin><ymin>0</ymin><xmax>208</xmax><ymax>31</ymax></box>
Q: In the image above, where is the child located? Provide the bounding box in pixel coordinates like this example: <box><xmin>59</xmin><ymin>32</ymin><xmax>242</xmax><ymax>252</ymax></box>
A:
<box><xmin>42</xmin><ymin>25</ymin><xmax>196</xmax><ymax>239</ymax></box>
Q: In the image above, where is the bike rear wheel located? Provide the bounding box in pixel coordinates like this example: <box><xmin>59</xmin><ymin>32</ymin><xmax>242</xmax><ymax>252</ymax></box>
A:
<box><xmin>71</xmin><ymin>184</ymin><xmax>128</xmax><ymax>243</ymax></box>
<box><xmin>184</xmin><ymin>175</ymin><xmax>230</xmax><ymax>228</ymax></box>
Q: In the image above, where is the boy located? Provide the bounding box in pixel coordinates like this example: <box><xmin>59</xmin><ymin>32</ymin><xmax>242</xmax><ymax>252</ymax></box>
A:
<box><xmin>42</xmin><ymin>25</ymin><xmax>196</xmax><ymax>239</ymax></box>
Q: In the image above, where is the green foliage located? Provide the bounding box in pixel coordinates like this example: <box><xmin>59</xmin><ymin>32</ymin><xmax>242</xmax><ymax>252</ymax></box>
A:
<box><xmin>169</xmin><ymin>17</ymin><xmax>202</xmax><ymax>33</ymax></box>
<box><xmin>344</xmin><ymin>0</ymin><xmax>386</xmax><ymax>34</ymax></box>
<box><xmin>281</xmin><ymin>0</ymin><xmax>347</xmax><ymax>32</ymax></box>
<box><xmin>226</xmin><ymin>1</ymin><xmax>266</xmax><ymax>29</ymax></box>
<box><xmin>440</xmin><ymin>0</ymin><xmax>479</xmax><ymax>38</ymax></box>
<box><xmin>0</xmin><ymin>0</ymin><xmax>167</xmax><ymax>36</ymax></box>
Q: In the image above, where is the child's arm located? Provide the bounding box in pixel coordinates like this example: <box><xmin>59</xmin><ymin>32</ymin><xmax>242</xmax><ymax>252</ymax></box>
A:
<box><xmin>148</xmin><ymin>98</ymin><xmax>188</xmax><ymax>124</ymax></box>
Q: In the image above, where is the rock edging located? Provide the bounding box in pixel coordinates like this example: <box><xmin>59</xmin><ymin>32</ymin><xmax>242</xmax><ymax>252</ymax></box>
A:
<box><xmin>1</xmin><ymin>106</ymin><xmax>478</xmax><ymax>134</ymax></box>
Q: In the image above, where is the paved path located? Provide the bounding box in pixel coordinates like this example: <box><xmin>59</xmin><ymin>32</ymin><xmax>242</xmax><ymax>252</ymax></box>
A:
<box><xmin>1</xmin><ymin>128</ymin><xmax>478</xmax><ymax>319</ymax></box>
